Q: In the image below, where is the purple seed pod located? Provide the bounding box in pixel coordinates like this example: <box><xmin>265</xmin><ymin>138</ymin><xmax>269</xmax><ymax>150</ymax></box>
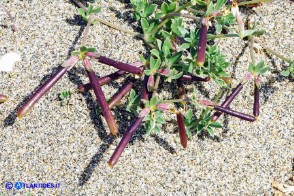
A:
<box><xmin>78</xmin><ymin>70</ymin><xmax>126</xmax><ymax>93</ymax></box>
<box><xmin>176</xmin><ymin>112</ymin><xmax>187</xmax><ymax>148</ymax></box>
<box><xmin>0</xmin><ymin>94</ymin><xmax>8</xmax><ymax>103</ymax></box>
<box><xmin>156</xmin><ymin>103</ymin><xmax>171</xmax><ymax>111</ymax></box>
<box><xmin>196</xmin><ymin>18</ymin><xmax>209</xmax><ymax>67</ymax></box>
<box><xmin>211</xmin><ymin>83</ymin><xmax>243</xmax><ymax>121</ymax></box>
<box><xmin>181</xmin><ymin>74</ymin><xmax>210</xmax><ymax>82</ymax></box>
<box><xmin>108</xmin><ymin>78</ymin><xmax>136</xmax><ymax>109</ymax></box>
<box><xmin>108</xmin><ymin>76</ymin><xmax>149</xmax><ymax>167</ymax></box>
<box><xmin>17</xmin><ymin>65</ymin><xmax>72</xmax><ymax>118</ymax></box>
<box><xmin>84</xmin><ymin>59</ymin><xmax>118</xmax><ymax>135</ymax></box>
<box><xmin>253</xmin><ymin>83</ymin><xmax>260</xmax><ymax>117</ymax></box>
<box><xmin>98</xmin><ymin>56</ymin><xmax>142</xmax><ymax>74</ymax></box>
<box><xmin>199</xmin><ymin>99</ymin><xmax>217</xmax><ymax>106</ymax></box>
<box><xmin>108</xmin><ymin>116</ymin><xmax>144</xmax><ymax>167</ymax></box>
<box><xmin>214</xmin><ymin>105</ymin><xmax>256</xmax><ymax>122</ymax></box>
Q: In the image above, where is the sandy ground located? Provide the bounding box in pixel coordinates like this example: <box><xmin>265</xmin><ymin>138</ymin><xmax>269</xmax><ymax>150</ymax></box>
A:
<box><xmin>0</xmin><ymin>0</ymin><xmax>293</xmax><ymax>195</ymax></box>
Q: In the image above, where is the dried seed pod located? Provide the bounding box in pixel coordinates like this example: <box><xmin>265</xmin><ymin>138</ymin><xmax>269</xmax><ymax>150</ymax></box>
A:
<box><xmin>176</xmin><ymin>112</ymin><xmax>187</xmax><ymax>148</ymax></box>
<box><xmin>84</xmin><ymin>59</ymin><xmax>118</xmax><ymax>135</ymax></box>
<box><xmin>108</xmin><ymin>76</ymin><xmax>149</xmax><ymax>167</ymax></box>
<box><xmin>108</xmin><ymin>78</ymin><xmax>136</xmax><ymax>109</ymax></box>
<box><xmin>180</xmin><ymin>74</ymin><xmax>210</xmax><ymax>82</ymax></box>
<box><xmin>98</xmin><ymin>56</ymin><xmax>142</xmax><ymax>74</ymax></box>
<box><xmin>196</xmin><ymin>18</ymin><xmax>209</xmax><ymax>67</ymax></box>
<box><xmin>253</xmin><ymin>83</ymin><xmax>260</xmax><ymax>117</ymax></box>
<box><xmin>211</xmin><ymin>83</ymin><xmax>243</xmax><ymax>121</ymax></box>
<box><xmin>214</xmin><ymin>105</ymin><xmax>255</xmax><ymax>122</ymax></box>
<box><xmin>78</xmin><ymin>70</ymin><xmax>128</xmax><ymax>93</ymax></box>
<box><xmin>17</xmin><ymin>66</ymin><xmax>69</xmax><ymax>118</ymax></box>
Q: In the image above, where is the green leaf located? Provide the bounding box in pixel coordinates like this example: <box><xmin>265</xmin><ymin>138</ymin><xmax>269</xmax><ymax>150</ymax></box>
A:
<box><xmin>140</xmin><ymin>18</ymin><xmax>149</xmax><ymax>32</ymax></box>
<box><xmin>209</xmin><ymin>122</ymin><xmax>223</xmax><ymax>128</ymax></box>
<box><xmin>207</xmin><ymin>127</ymin><xmax>214</xmax><ymax>137</ymax></box>
<box><xmin>146</xmin><ymin>4</ymin><xmax>157</xmax><ymax>17</ymax></box>
<box><xmin>248</xmin><ymin>63</ymin><xmax>255</xmax><ymax>73</ymax></box>
<box><xmin>161</xmin><ymin>2</ymin><xmax>169</xmax><ymax>14</ymax></box>
<box><xmin>150</xmin><ymin>96</ymin><xmax>158</xmax><ymax>106</ymax></box>
<box><xmin>215</xmin><ymin>0</ymin><xmax>226</xmax><ymax>10</ymax></box>
<box><xmin>151</xmin><ymin>49</ymin><xmax>160</xmax><ymax>58</ymax></box>
<box><xmin>144</xmin><ymin>70</ymin><xmax>152</xmax><ymax>76</ymax></box>
<box><xmin>281</xmin><ymin>70</ymin><xmax>290</xmax><ymax>77</ymax></box>
<box><xmin>258</xmin><ymin>66</ymin><xmax>269</xmax><ymax>74</ymax></box>
<box><xmin>185</xmin><ymin>109</ymin><xmax>193</xmax><ymax>120</ymax></box>
<box><xmin>204</xmin><ymin>1</ymin><xmax>214</xmax><ymax>17</ymax></box>
<box><xmin>168</xmin><ymin>52</ymin><xmax>182</xmax><ymax>65</ymax></box>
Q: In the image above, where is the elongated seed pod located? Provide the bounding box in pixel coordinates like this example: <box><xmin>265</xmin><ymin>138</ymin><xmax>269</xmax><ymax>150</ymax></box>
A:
<box><xmin>17</xmin><ymin>66</ymin><xmax>69</xmax><ymax>118</ymax></box>
<box><xmin>108</xmin><ymin>76</ymin><xmax>149</xmax><ymax>167</ymax></box>
<box><xmin>196</xmin><ymin>18</ymin><xmax>209</xmax><ymax>66</ymax></box>
<box><xmin>211</xmin><ymin>83</ymin><xmax>243</xmax><ymax>121</ymax></box>
<box><xmin>253</xmin><ymin>84</ymin><xmax>260</xmax><ymax>117</ymax></box>
<box><xmin>214</xmin><ymin>105</ymin><xmax>255</xmax><ymax>122</ymax></box>
<box><xmin>181</xmin><ymin>74</ymin><xmax>210</xmax><ymax>82</ymax></box>
<box><xmin>98</xmin><ymin>56</ymin><xmax>142</xmax><ymax>74</ymax></box>
<box><xmin>108</xmin><ymin>117</ymin><xmax>144</xmax><ymax>167</ymax></box>
<box><xmin>108</xmin><ymin>78</ymin><xmax>136</xmax><ymax>109</ymax></box>
<box><xmin>176</xmin><ymin>112</ymin><xmax>187</xmax><ymax>148</ymax></box>
<box><xmin>78</xmin><ymin>70</ymin><xmax>126</xmax><ymax>92</ymax></box>
<box><xmin>85</xmin><ymin>60</ymin><xmax>118</xmax><ymax>135</ymax></box>
<box><xmin>0</xmin><ymin>94</ymin><xmax>8</xmax><ymax>103</ymax></box>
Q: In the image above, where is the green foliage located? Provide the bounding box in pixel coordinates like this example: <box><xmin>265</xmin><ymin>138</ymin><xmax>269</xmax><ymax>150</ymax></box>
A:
<box><xmin>59</xmin><ymin>90</ymin><xmax>71</xmax><ymax>106</ymax></box>
<box><xmin>214</xmin><ymin>13</ymin><xmax>235</xmax><ymax>34</ymax></box>
<box><xmin>78</xmin><ymin>4</ymin><xmax>101</xmax><ymax>21</ymax></box>
<box><xmin>71</xmin><ymin>46</ymin><xmax>96</xmax><ymax>59</ymax></box>
<box><xmin>201</xmin><ymin>45</ymin><xmax>230</xmax><ymax>87</ymax></box>
<box><xmin>130</xmin><ymin>0</ymin><xmax>157</xmax><ymax>20</ymax></box>
<box><xmin>126</xmin><ymin>89</ymin><xmax>140</xmax><ymax>114</ymax></box>
<box><xmin>280</xmin><ymin>61</ymin><xmax>294</xmax><ymax>79</ymax></box>
<box><xmin>248</xmin><ymin>61</ymin><xmax>269</xmax><ymax>75</ymax></box>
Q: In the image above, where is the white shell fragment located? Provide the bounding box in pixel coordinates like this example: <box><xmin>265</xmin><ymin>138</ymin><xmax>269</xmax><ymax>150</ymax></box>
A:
<box><xmin>0</xmin><ymin>52</ymin><xmax>21</xmax><ymax>72</ymax></box>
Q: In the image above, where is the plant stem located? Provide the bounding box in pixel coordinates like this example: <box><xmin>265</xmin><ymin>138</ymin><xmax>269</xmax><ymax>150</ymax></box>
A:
<box><xmin>81</xmin><ymin>16</ymin><xmax>92</xmax><ymax>45</ymax></box>
<box><xmin>163</xmin><ymin>13</ymin><xmax>200</xmax><ymax>21</ymax></box>
<box><xmin>254</xmin><ymin>38</ymin><xmax>292</xmax><ymax>63</ymax></box>
<box><xmin>93</xmin><ymin>17</ymin><xmax>144</xmax><ymax>38</ymax></box>
<box><xmin>0</xmin><ymin>3</ymin><xmax>17</xmax><ymax>32</ymax></box>
<box><xmin>207</xmin><ymin>33</ymin><xmax>239</xmax><ymax>40</ymax></box>
<box><xmin>186</xmin><ymin>7</ymin><xmax>205</xmax><ymax>16</ymax></box>
<box><xmin>162</xmin><ymin>98</ymin><xmax>187</xmax><ymax>104</ymax></box>
<box><xmin>238</xmin><ymin>0</ymin><xmax>273</xmax><ymax>6</ymax></box>
<box><xmin>148</xmin><ymin>2</ymin><xmax>193</xmax><ymax>36</ymax></box>
<box><xmin>152</xmin><ymin>75</ymin><xmax>161</xmax><ymax>97</ymax></box>
<box><xmin>249</xmin><ymin>36</ymin><xmax>256</xmax><ymax>65</ymax></box>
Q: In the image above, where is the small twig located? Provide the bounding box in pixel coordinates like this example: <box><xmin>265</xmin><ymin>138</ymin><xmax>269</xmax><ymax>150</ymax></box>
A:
<box><xmin>0</xmin><ymin>3</ymin><xmax>17</xmax><ymax>32</ymax></box>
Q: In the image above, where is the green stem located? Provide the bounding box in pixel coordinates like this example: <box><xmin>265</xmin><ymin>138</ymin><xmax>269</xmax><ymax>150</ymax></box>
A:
<box><xmin>152</xmin><ymin>75</ymin><xmax>161</xmax><ymax>97</ymax></box>
<box><xmin>249</xmin><ymin>36</ymin><xmax>256</xmax><ymax>65</ymax></box>
<box><xmin>163</xmin><ymin>13</ymin><xmax>200</xmax><ymax>21</ymax></box>
<box><xmin>93</xmin><ymin>17</ymin><xmax>144</xmax><ymax>39</ymax></box>
<box><xmin>81</xmin><ymin>17</ymin><xmax>93</xmax><ymax>45</ymax></box>
<box><xmin>238</xmin><ymin>0</ymin><xmax>273</xmax><ymax>6</ymax></box>
<box><xmin>186</xmin><ymin>7</ymin><xmax>205</xmax><ymax>16</ymax></box>
<box><xmin>162</xmin><ymin>98</ymin><xmax>187</xmax><ymax>104</ymax></box>
<box><xmin>148</xmin><ymin>2</ymin><xmax>193</xmax><ymax>36</ymax></box>
<box><xmin>147</xmin><ymin>19</ymin><xmax>169</xmax><ymax>36</ymax></box>
<box><xmin>207</xmin><ymin>33</ymin><xmax>239</xmax><ymax>40</ymax></box>
<box><xmin>262</xmin><ymin>46</ymin><xmax>291</xmax><ymax>63</ymax></box>
<box><xmin>254</xmin><ymin>38</ymin><xmax>292</xmax><ymax>63</ymax></box>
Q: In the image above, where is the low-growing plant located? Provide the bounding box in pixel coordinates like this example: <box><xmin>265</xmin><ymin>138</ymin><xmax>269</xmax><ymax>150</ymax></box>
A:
<box><xmin>15</xmin><ymin>0</ymin><xmax>293</xmax><ymax>168</ymax></box>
